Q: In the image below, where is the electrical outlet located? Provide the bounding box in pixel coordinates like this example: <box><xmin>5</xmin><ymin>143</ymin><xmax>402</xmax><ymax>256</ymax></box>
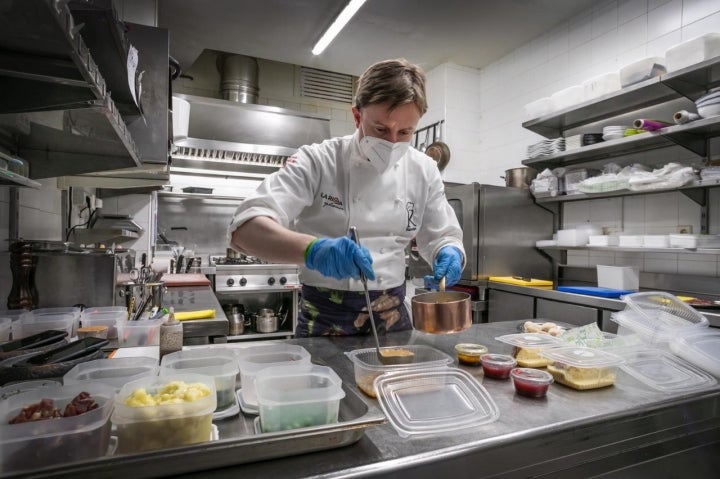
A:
<box><xmin>676</xmin><ymin>225</ymin><xmax>693</xmax><ymax>234</ymax></box>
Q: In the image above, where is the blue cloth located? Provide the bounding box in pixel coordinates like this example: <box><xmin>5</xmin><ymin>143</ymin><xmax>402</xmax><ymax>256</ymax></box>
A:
<box><xmin>423</xmin><ymin>245</ymin><xmax>463</xmax><ymax>289</ymax></box>
<box><xmin>305</xmin><ymin>236</ymin><xmax>375</xmax><ymax>281</ymax></box>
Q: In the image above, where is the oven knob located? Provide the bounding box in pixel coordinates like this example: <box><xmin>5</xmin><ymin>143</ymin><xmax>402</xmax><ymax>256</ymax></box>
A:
<box><xmin>239</xmin><ymin>277</ymin><xmax>247</xmax><ymax>286</ymax></box>
<box><xmin>226</xmin><ymin>278</ymin><xmax>234</xmax><ymax>287</ymax></box>
<box><xmin>279</xmin><ymin>276</ymin><xmax>287</xmax><ymax>285</ymax></box>
<box><xmin>267</xmin><ymin>277</ymin><xmax>275</xmax><ymax>286</ymax></box>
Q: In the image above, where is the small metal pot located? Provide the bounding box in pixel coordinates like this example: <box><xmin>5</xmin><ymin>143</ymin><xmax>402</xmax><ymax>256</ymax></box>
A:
<box><xmin>502</xmin><ymin>167</ymin><xmax>538</xmax><ymax>189</ymax></box>
<box><xmin>256</xmin><ymin>313</ymin><xmax>278</xmax><ymax>333</ymax></box>
<box><xmin>411</xmin><ymin>291</ymin><xmax>471</xmax><ymax>334</ymax></box>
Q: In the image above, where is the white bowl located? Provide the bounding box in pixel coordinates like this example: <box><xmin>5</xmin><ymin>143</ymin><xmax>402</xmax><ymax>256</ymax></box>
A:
<box><xmin>698</xmin><ymin>103</ymin><xmax>720</xmax><ymax>118</ymax></box>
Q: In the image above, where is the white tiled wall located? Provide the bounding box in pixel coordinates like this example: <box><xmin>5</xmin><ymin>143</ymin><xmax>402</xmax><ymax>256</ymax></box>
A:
<box><xmin>431</xmin><ymin>0</ymin><xmax>720</xmax><ymax>277</ymax></box>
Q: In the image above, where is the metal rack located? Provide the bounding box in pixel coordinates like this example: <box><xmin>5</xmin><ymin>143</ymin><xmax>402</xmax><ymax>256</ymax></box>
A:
<box><xmin>413</xmin><ymin>119</ymin><xmax>445</xmax><ymax>150</ymax></box>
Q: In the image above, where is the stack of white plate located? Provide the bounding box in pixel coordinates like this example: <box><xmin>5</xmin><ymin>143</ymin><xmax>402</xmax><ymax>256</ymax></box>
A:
<box><xmin>602</xmin><ymin>125</ymin><xmax>632</xmax><ymax>141</ymax></box>
<box><xmin>527</xmin><ymin>137</ymin><xmax>565</xmax><ymax>159</ymax></box>
<box><xmin>695</xmin><ymin>90</ymin><xmax>720</xmax><ymax>118</ymax></box>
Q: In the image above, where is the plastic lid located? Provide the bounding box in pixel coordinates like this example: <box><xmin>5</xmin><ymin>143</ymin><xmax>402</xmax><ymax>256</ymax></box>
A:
<box><xmin>539</xmin><ymin>347</ymin><xmax>625</xmax><ymax>368</ymax></box>
<box><xmin>374</xmin><ymin>367</ymin><xmax>499</xmax><ymax>438</ymax></box>
<box><xmin>613</xmin><ymin>292</ymin><xmax>709</xmax><ymax>342</ymax></box>
<box><xmin>510</xmin><ymin>367</ymin><xmax>553</xmax><ymax>385</ymax></box>
<box><xmin>494</xmin><ymin>332</ymin><xmax>565</xmax><ymax>348</ymax></box>
<box><xmin>669</xmin><ymin>329</ymin><xmax>720</xmax><ymax>377</ymax></box>
<box><xmin>454</xmin><ymin>343</ymin><xmax>488</xmax><ymax>356</ymax></box>
<box><xmin>614</xmin><ymin>347</ymin><xmax>716</xmax><ymax>393</ymax></box>
<box><xmin>345</xmin><ymin>345</ymin><xmax>453</xmax><ymax>372</ymax></box>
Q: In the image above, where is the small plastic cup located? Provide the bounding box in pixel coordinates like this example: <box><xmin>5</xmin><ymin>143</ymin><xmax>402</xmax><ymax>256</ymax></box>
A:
<box><xmin>454</xmin><ymin>343</ymin><xmax>488</xmax><ymax>366</ymax></box>
<box><xmin>510</xmin><ymin>367</ymin><xmax>554</xmax><ymax>398</ymax></box>
<box><xmin>480</xmin><ymin>353</ymin><xmax>516</xmax><ymax>379</ymax></box>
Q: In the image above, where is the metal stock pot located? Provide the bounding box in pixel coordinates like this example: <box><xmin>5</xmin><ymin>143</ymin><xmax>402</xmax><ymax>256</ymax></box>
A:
<box><xmin>411</xmin><ymin>290</ymin><xmax>471</xmax><ymax>334</ymax></box>
<box><xmin>503</xmin><ymin>167</ymin><xmax>538</xmax><ymax>189</ymax></box>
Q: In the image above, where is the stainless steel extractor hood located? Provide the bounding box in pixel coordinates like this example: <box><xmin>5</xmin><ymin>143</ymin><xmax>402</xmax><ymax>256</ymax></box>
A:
<box><xmin>170</xmin><ymin>93</ymin><xmax>331</xmax><ymax>177</ymax></box>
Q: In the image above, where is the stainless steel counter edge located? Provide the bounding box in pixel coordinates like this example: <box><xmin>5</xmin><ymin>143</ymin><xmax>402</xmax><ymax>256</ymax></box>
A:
<box><xmin>488</xmin><ymin>281</ymin><xmax>720</xmax><ymax>327</ymax></box>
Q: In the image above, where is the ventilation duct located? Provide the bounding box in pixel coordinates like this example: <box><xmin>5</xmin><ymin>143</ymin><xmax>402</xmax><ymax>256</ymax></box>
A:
<box><xmin>218</xmin><ymin>54</ymin><xmax>259</xmax><ymax>103</ymax></box>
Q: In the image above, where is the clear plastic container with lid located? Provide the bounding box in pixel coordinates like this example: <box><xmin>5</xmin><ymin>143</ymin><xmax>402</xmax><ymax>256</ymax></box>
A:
<box><xmin>345</xmin><ymin>345</ymin><xmax>453</xmax><ymax>398</ymax></box>
<box><xmin>510</xmin><ymin>367</ymin><xmax>554</xmax><ymax>398</ymax></box>
<box><xmin>540</xmin><ymin>347</ymin><xmax>624</xmax><ymax>390</ymax></box>
<box><xmin>373</xmin><ymin>367</ymin><xmax>499</xmax><ymax>438</ymax></box>
<box><xmin>494</xmin><ymin>332</ymin><xmax>565</xmax><ymax>367</ymax></box>
<box><xmin>0</xmin><ymin>382</ymin><xmax>115</xmax><ymax>474</ymax></box>
<box><xmin>255</xmin><ymin>364</ymin><xmax>345</xmax><ymax>433</ymax></box>
<box><xmin>14</xmin><ymin>311</ymin><xmax>76</xmax><ymax>339</ymax></box>
<box><xmin>611</xmin><ymin>292</ymin><xmax>709</xmax><ymax>346</ymax></box>
<box><xmin>63</xmin><ymin>357</ymin><xmax>159</xmax><ymax>391</ymax></box>
<box><xmin>112</xmin><ymin>373</ymin><xmax>216</xmax><ymax>454</ymax></box>
<box><xmin>669</xmin><ymin>329</ymin><xmax>720</xmax><ymax>378</ymax></box>
<box><xmin>81</xmin><ymin>307</ymin><xmax>128</xmax><ymax>339</ymax></box>
<box><xmin>454</xmin><ymin>343</ymin><xmax>488</xmax><ymax>366</ymax></box>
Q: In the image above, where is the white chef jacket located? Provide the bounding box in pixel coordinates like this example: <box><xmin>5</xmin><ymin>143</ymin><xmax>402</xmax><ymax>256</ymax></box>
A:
<box><xmin>227</xmin><ymin>130</ymin><xmax>465</xmax><ymax>291</ymax></box>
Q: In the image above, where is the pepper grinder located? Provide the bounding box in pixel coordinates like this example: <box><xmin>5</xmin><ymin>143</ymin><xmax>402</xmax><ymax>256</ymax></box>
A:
<box><xmin>7</xmin><ymin>241</ymin><xmax>37</xmax><ymax>310</ymax></box>
<box><xmin>159</xmin><ymin>307</ymin><xmax>183</xmax><ymax>360</ymax></box>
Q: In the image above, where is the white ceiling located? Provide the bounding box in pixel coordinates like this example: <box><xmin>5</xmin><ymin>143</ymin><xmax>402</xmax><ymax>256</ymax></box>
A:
<box><xmin>158</xmin><ymin>0</ymin><xmax>597</xmax><ymax>77</ymax></box>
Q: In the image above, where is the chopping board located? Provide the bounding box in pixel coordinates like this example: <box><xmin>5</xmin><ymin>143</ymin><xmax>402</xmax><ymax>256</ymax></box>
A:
<box><xmin>557</xmin><ymin>286</ymin><xmax>636</xmax><ymax>298</ymax></box>
<box><xmin>161</xmin><ymin>274</ymin><xmax>211</xmax><ymax>287</ymax></box>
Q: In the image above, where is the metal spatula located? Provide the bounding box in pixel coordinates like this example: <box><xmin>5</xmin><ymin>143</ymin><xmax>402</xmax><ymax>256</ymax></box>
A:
<box><xmin>349</xmin><ymin>227</ymin><xmax>414</xmax><ymax>365</ymax></box>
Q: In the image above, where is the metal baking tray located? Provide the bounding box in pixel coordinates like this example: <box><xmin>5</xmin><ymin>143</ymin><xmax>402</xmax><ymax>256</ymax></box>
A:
<box><xmin>22</xmin><ymin>381</ymin><xmax>386</xmax><ymax>478</ymax></box>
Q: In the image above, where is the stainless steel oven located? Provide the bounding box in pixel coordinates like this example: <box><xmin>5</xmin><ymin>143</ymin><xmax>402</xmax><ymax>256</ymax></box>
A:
<box><xmin>408</xmin><ymin>183</ymin><xmax>554</xmax><ymax>282</ymax></box>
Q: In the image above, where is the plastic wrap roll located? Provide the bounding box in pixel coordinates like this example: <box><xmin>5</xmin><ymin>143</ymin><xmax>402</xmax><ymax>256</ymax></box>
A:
<box><xmin>633</xmin><ymin>119</ymin><xmax>671</xmax><ymax>131</ymax></box>
<box><xmin>673</xmin><ymin>110</ymin><xmax>700</xmax><ymax>124</ymax></box>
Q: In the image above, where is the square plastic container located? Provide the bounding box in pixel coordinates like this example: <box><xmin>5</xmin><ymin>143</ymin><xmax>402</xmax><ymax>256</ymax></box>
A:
<box><xmin>63</xmin><ymin>357</ymin><xmax>159</xmax><ymax>391</ymax></box>
<box><xmin>540</xmin><ymin>347</ymin><xmax>625</xmax><ymax>390</ymax></box>
<box><xmin>494</xmin><ymin>332</ymin><xmax>565</xmax><ymax>368</ymax></box>
<box><xmin>373</xmin><ymin>367</ymin><xmax>499</xmax><ymax>438</ymax></box>
<box><xmin>597</xmin><ymin>265</ymin><xmax>639</xmax><ymax>290</ymax></box>
<box><xmin>665</xmin><ymin>33</ymin><xmax>720</xmax><ymax>72</ymax></box>
<box><xmin>612</xmin><ymin>347</ymin><xmax>716</xmax><ymax>393</ymax></box>
<box><xmin>14</xmin><ymin>311</ymin><xmax>76</xmax><ymax>340</ymax></box>
<box><xmin>33</xmin><ymin>307</ymin><xmax>82</xmax><ymax>336</ymax></box>
<box><xmin>551</xmin><ymin>85</ymin><xmax>584</xmax><ymax>111</ymax></box>
<box><xmin>588</xmin><ymin>235</ymin><xmax>619</xmax><ymax>246</ymax></box>
<box><xmin>643</xmin><ymin>235</ymin><xmax>670</xmax><ymax>248</ymax></box>
<box><xmin>618</xmin><ymin>235</ymin><xmax>644</xmax><ymax>247</ymax></box>
<box><xmin>255</xmin><ymin>364</ymin><xmax>344</xmax><ymax>433</ymax></box>
<box><xmin>619</xmin><ymin>56</ymin><xmax>666</xmax><ymax>87</ymax></box>
<box><xmin>611</xmin><ymin>292</ymin><xmax>709</xmax><ymax>346</ymax></box>
<box><xmin>160</xmin><ymin>349</ymin><xmax>238</xmax><ymax>410</ymax></box>
<box><xmin>115</xmin><ymin>318</ymin><xmax>162</xmax><ymax>347</ymax></box>
<box><xmin>0</xmin><ymin>382</ymin><xmax>115</xmax><ymax>474</ymax></box>
<box><xmin>556</xmin><ymin>228</ymin><xmax>590</xmax><ymax>246</ymax></box>
<box><xmin>345</xmin><ymin>345</ymin><xmax>453</xmax><ymax>398</ymax></box>
<box><xmin>582</xmin><ymin>71</ymin><xmax>621</xmax><ymax>100</ymax></box>
<box><xmin>0</xmin><ymin>317</ymin><xmax>11</xmax><ymax>342</ymax></box>
<box><xmin>669</xmin><ymin>329</ymin><xmax>720</xmax><ymax>377</ymax></box>
<box><xmin>112</xmin><ymin>373</ymin><xmax>216</xmax><ymax>454</ymax></box>
<box><xmin>236</xmin><ymin>344</ymin><xmax>311</xmax><ymax>409</ymax></box>
<box><xmin>81</xmin><ymin>307</ymin><xmax>128</xmax><ymax>340</ymax></box>
<box><xmin>669</xmin><ymin>234</ymin><xmax>699</xmax><ymax>248</ymax></box>
<box><xmin>523</xmin><ymin>97</ymin><xmax>552</xmax><ymax>120</ymax></box>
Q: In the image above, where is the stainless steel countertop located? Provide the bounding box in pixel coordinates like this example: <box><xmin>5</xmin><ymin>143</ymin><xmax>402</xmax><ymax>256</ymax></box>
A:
<box><xmin>41</xmin><ymin>321</ymin><xmax>720</xmax><ymax>479</ymax></box>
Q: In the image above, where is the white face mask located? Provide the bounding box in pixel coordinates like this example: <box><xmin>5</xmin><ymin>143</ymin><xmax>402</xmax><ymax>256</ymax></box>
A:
<box><xmin>359</xmin><ymin>130</ymin><xmax>410</xmax><ymax>173</ymax></box>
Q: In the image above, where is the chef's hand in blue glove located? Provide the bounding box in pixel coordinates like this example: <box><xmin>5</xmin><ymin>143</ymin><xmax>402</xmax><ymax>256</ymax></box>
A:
<box><xmin>305</xmin><ymin>237</ymin><xmax>375</xmax><ymax>281</ymax></box>
<box><xmin>423</xmin><ymin>246</ymin><xmax>463</xmax><ymax>290</ymax></box>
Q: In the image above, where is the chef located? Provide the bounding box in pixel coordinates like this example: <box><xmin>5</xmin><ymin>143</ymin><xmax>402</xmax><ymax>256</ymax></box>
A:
<box><xmin>228</xmin><ymin>58</ymin><xmax>465</xmax><ymax>337</ymax></box>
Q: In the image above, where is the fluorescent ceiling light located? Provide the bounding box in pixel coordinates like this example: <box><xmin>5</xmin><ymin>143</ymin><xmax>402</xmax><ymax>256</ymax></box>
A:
<box><xmin>312</xmin><ymin>0</ymin><xmax>367</xmax><ymax>55</ymax></box>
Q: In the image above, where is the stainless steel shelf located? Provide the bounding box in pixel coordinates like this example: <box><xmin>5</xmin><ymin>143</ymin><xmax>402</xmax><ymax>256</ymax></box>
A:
<box><xmin>157</xmin><ymin>191</ymin><xmax>245</xmax><ymax>201</ymax></box>
<box><xmin>539</xmin><ymin>245</ymin><xmax>720</xmax><ymax>255</ymax></box>
<box><xmin>0</xmin><ymin>169</ymin><xmax>41</xmax><ymax>188</ymax></box>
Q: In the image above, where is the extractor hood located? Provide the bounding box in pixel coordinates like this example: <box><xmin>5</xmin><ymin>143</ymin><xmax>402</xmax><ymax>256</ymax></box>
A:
<box><xmin>170</xmin><ymin>93</ymin><xmax>331</xmax><ymax>177</ymax></box>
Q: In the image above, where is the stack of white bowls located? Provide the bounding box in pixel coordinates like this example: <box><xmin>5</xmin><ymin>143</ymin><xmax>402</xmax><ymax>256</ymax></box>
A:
<box><xmin>695</xmin><ymin>90</ymin><xmax>720</xmax><ymax>118</ymax></box>
<box><xmin>602</xmin><ymin>125</ymin><xmax>631</xmax><ymax>141</ymax></box>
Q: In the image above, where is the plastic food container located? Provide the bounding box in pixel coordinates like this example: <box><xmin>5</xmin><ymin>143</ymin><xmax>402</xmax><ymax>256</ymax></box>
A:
<box><xmin>31</xmin><ymin>307</ymin><xmax>82</xmax><ymax>335</ymax></box>
<box><xmin>115</xmin><ymin>318</ymin><xmax>162</xmax><ymax>347</ymax></box>
<box><xmin>551</xmin><ymin>85</ymin><xmax>584</xmax><ymax>111</ymax></box>
<box><xmin>582</xmin><ymin>72</ymin><xmax>621</xmax><ymax>100</ymax></box>
<box><xmin>665</xmin><ymin>33</ymin><xmax>720</xmax><ymax>72</ymax></box>
<box><xmin>510</xmin><ymin>367</ymin><xmax>554</xmax><ymax>398</ymax></box>
<box><xmin>669</xmin><ymin>329</ymin><xmax>720</xmax><ymax>377</ymax></box>
<box><xmin>0</xmin><ymin>317</ymin><xmax>11</xmax><ymax>342</ymax></box>
<box><xmin>14</xmin><ymin>311</ymin><xmax>76</xmax><ymax>340</ymax></box>
<box><xmin>112</xmin><ymin>373</ymin><xmax>216</xmax><ymax>454</ymax></box>
<box><xmin>479</xmin><ymin>353</ymin><xmax>517</xmax><ymax>379</ymax></box>
<box><xmin>236</xmin><ymin>344</ymin><xmax>311</xmax><ymax>409</ymax></box>
<box><xmin>613</xmin><ymin>347</ymin><xmax>716</xmax><ymax>393</ymax></box>
<box><xmin>619</xmin><ymin>56</ymin><xmax>666</xmax><ymax>87</ymax></box>
<box><xmin>345</xmin><ymin>345</ymin><xmax>453</xmax><ymax>398</ymax></box>
<box><xmin>374</xmin><ymin>367</ymin><xmax>499</xmax><ymax>438</ymax></box>
<box><xmin>588</xmin><ymin>235</ymin><xmax>619</xmax><ymax>246</ymax></box>
<box><xmin>81</xmin><ymin>307</ymin><xmax>128</xmax><ymax>339</ymax></box>
<box><xmin>618</xmin><ymin>235</ymin><xmax>644</xmax><ymax>247</ymax></box>
<box><xmin>160</xmin><ymin>349</ymin><xmax>238</xmax><ymax>410</ymax></box>
<box><xmin>0</xmin><ymin>382</ymin><xmax>115</xmax><ymax>474</ymax></box>
<box><xmin>523</xmin><ymin>97</ymin><xmax>552</xmax><ymax>120</ymax></box>
<box><xmin>255</xmin><ymin>364</ymin><xmax>344</xmax><ymax>433</ymax></box>
<box><xmin>454</xmin><ymin>343</ymin><xmax>488</xmax><ymax>366</ymax></box>
<box><xmin>63</xmin><ymin>357</ymin><xmax>159</xmax><ymax>391</ymax></box>
<box><xmin>643</xmin><ymin>235</ymin><xmax>670</xmax><ymax>248</ymax></box>
<box><xmin>597</xmin><ymin>265</ymin><xmax>639</xmax><ymax>290</ymax></box>
<box><xmin>611</xmin><ymin>292</ymin><xmax>709</xmax><ymax>346</ymax></box>
<box><xmin>540</xmin><ymin>347</ymin><xmax>624</xmax><ymax>390</ymax></box>
<box><xmin>495</xmin><ymin>332</ymin><xmax>565</xmax><ymax>367</ymax></box>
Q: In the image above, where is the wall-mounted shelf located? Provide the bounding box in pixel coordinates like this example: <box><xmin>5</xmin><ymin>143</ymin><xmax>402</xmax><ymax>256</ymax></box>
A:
<box><xmin>0</xmin><ymin>169</ymin><xmax>41</xmax><ymax>189</ymax></box>
<box><xmin>157</xmin><ymin>191</ymin><xmax>245</xmax><ymax>202</ymax></box>
<box><xmin>539</xmin><ymin>245</ymin><xmax>720</xmax><ymax>255</ymax></box>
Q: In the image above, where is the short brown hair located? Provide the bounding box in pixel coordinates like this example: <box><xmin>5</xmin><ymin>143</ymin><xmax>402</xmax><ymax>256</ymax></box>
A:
<box><xmin>354</xmin><ymin>58</ymin><xmax>427</xmax><ymax>115</ymax></box>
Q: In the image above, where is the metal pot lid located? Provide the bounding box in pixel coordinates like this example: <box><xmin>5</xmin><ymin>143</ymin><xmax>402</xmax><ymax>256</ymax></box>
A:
<box><xmin>425</xmin><ymin>141</ymin><xmax>451</xmax><ymax>171</ymax></box>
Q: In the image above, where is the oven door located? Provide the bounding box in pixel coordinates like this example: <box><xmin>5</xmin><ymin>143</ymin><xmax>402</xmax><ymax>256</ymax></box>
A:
<box><xmin>445</xmin><ymin>183</ymin><xmax>480</xmax><ymax>280</ymax></box>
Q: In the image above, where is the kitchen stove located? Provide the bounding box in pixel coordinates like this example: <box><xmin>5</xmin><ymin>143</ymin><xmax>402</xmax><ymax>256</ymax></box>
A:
<box><xmin>210</xmin><ymin>255</ymin><xmax>300</xmax><ymax>292</ymax></box>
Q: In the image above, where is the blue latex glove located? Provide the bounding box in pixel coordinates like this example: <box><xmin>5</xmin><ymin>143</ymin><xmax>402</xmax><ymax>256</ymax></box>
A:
<box><xmin>305</xmin><ymin>237</ymin><xmax>375</xmax><ymax>281</ymax></box>
<box><xmin>423</xmin><ymin>246</ymin><xmax>463</xmax><ymax>290</ymax></box>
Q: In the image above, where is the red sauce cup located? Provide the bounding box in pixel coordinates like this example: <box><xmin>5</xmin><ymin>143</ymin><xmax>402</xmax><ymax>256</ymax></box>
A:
<box><xmin>480</xmin><ymin>353</ymin><xmax>517</xmax><ymax>379</ymax></box>
<box><xmin>510</xmin><ymin>367</ymin><xmax>554</xmax><ymax>398</ymax></box>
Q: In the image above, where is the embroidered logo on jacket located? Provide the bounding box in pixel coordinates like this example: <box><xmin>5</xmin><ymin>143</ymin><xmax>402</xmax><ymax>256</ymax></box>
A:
<box><xmin>406</xmin><ymin>202</ymin><xmax>417</xmax><ymax>231</ymax></box>
<box><xmin>321</xmin><ymin>191</ymin><xmax>344</xmax><ymax>210</ymax></box>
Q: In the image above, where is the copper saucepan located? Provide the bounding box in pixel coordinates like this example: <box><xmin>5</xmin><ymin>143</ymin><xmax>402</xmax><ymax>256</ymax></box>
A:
<box><xmin>411</xmin><ymin>278</ymin><xmax>471</xmax><ymax>334</ymax></box>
